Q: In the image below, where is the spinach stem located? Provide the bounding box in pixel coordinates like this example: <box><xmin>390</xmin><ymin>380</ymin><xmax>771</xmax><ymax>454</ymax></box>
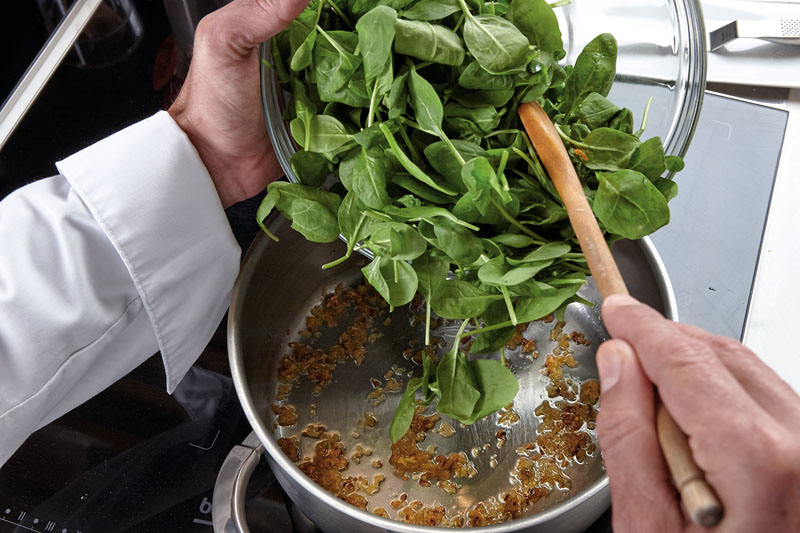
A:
<box><xmin>455</xmin><ymin>0</ymin><xmax>476</xmax><ymax>23</ymax></box>
<box><xmin>497</xmin><ymin>150</ymin><xmax>510</xmax><ymax>191</ymax></box>
<box><xmin>397</xmin><ymin>122</ymin><xmax>424</xmax><ymax>166</ymax></box>
<box><xmin>485</xmin><ymin>129</ymin><xmax>521</xmax><ymax>139</ymax></box>
<box><xmin>367</xmin><ymin>80</ymin><xmax>379</xmax><ymax>128</ymax></box>
<box><xmin>260</xmin><ymin>224</ymin><xmax>280</xmax><ymax>243</ymax></box>
<box><xmin>459</xmin><ymin>319</ymin><xmax>513</xmax><ymax>338</ymax></box>
<box><xmin>500</xmin><ymin>286</ymin><xmax>518</xmax><ymax>325</ymax></box>
<box><xmin>554</xmin><ymin>124</ymin><xmax>592</xmax><ymax>151</ymax></box>
<box><xmin>453</xmin><ymin>319</ymin><xmax>471</xmax><ymax>347</ymax></box>
<box><xmin>453</xmin><ymin>14</ymin><xmax>465</xmax><ymax>33</ymax></box>
<box><xmin>313</xmin><ymin>0</ymin><xmax>327</xmax><ymax>26</ymax></box>
<box><xmin>321</xmin><ymin>253</ymin><xmax>349</xmax><ymax>269</ymax></box>
<box><xmin>394</xmin><ymin>259</ymin><xmax>399</xmax><ymax>283</ymax></box>
<box><xmin>316</xmin><ymin>25</ymin><xmax>355</xmax><ymax>68</ymax></box>
<box><xmin>564</xmin><ymin>261</ymin><xmax>591</xmax><ymax>274</ymax></box>
<box><xmin>425</xmin><ymin>299</ymin><xmax>432</xmax><ymax>346</ymax></box>
<box><xmin>636</xmin><ymin>96</ymin><xmax>654</xmax><ymax>137</ymax></box>
<box><xmin>322</xmin><ymin>213</ymin><xmax>366</xmax><ymax>269</ymax></box>
<box><xmin>327</xmin><ymin>0</ymin><xmax>353</xmax><ymax>28</ymax></box>
<box><xmin>489</xmin><ymin>198</ymin><xmax>546</xmax><ymax>243</ymax></box>
<box><xmin>440</xmin><ymin>133</ymin><xmax>466</xmax><ymax>166</ymax></box>
<box><xmin>364</xmin><ymin>209</ymin><xmax>392</xmax><ymax>221</ymax></box>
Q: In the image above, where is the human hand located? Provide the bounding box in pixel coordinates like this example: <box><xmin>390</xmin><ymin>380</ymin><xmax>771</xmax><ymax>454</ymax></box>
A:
<box><xmin>596</xmin><ymin>294</ymin><xmax>800</xmax><ymax>532</ymax></box>
<box><xmin>168</xmin><ymin>0</ymin><xmax>309</xmax><ymax>208</ymax></box>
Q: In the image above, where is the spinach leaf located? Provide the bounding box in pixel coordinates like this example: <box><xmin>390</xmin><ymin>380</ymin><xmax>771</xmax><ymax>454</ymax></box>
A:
<box><xmin>510</xmin><ymin>242</ymin><xmax>572</xmax><ymax>263</ymax></box>
<box><xmin>665</xmin><ymin>155</ymin><xmax>685</xmax><ymax>172</ymax></box>
<box><xmin>460</xmin><ymin>358</ymin><xmax>518</xmax><ymax>423</ymax></box>
<box><xmin>413</xmin><ymin>251</ymin><xmax>449</xmax><ymax>345</ymax></box>
<box><xmin>452</xmin><ymin>86</ymin><xmax>516</xmax><ymax>108</ymax></box>
<box><xmin>490</xmin><ymin>233</ymin><xmax>537</xmax><ymax>248</ymax></box>
<box><xmin>257</xmin><ymin>182</ymin><xmax>342</xmax><ymax>243</ymax></box>
<box><xmin>368</xmin><ymin>221</ymin><xmax>428</xmax><ymax>260</ymax></box>
<box><xmin>395</xmin><ymin>19</ymin><xmax>465</xmax><ymax>66</ymax></box>
<box><xmin>424</xmin><ymin>140</ymin><xmax>486</xmax><ymax>192</ymax></box>
<box><xmin>577</xmin><ymin>127</ymin><xmax>640</xmax><ymax>171</ymax></box>
<box><xmin>468</xmin><ymin>300</ymin><xmax>515</xmax><ymax>354</ymax></box>
<box><xmin>513</xmin><ymin>282</ymin><xmax>581</xmax><ymax>321</ymax></box>
<box><xmin>654</xmin><ymin>177</ymin><xmax>678</xmax><ymax>202</ymax></box>
<box><xmin>339</xmin><ymin>146</ymin><xmax>390</xmax><ymax>209</ymax></box>
<box><xmin>356</xmin><ymin>6</ymin><xmax>398</xmax><ymax>80</ymax></box>
<box><xmin>339</xmin><ymin>191</ymin><xmax>376</xmax><ymax>245</ymax></box>
<box><xmin>379</xmin><ymin>123</ymin><xmax>458</xmax><ymax>195</ymax></box>
<box><xmin>362</xmin><ymin>256</ymin><xmax>419</xmax><ymax>306</ymax></box>
<box><xmin>313</xmin><ymin>29</ymin><xmax>361</xmax><ymax>95</ymax></box>
<box><xmin>390</xmin><ymin>376</ymin><xmax>422</xmax><ymax>441</ymax></box>
<box><xmin>418</xmin><ymin>218</ymin><xmax>483</xmax><ymax>265</ymax></box>
<box><xmin>444</xmin><ymin>103</ymin><xmax>503</xmax><ymax>135</ymax></box>
<box><xmin>407</xmin><ymin>64</ymin><xmax>445</xmax><ymax>135</ymax></box>
<box><xmin>560</xmin><ymin>33</ymin><xmax>617</xmax><ymax>116</ymax></box>
<box><xmin>290</xmin><ymin>150</ymin><xmax>329</xmax><ymax>188</ymax></box>
<box><xmin>304</xmin><ymin>114</ymin><xmax>354</xmax><ymax>153</ymax></box>
<box><xmin>593</xmin><ymin>169</ymin><xmax>670</xmax><ymax>239</ymax></box>
<box><xmin>458</xmin><ymin>61</ymin><xmax>514</xmax><ymax>91</ymax></box>
<box><xmin>290</xmin><ymin>29</ymin><xmax>317</xmax><ymax>72</ymax></box>
<box><xmin>391</xmin><ymin>173</ymin><xmax>454</xmax><ymax>203</ymax></box>
<box><xmin>461</xmin><ymin>12</ymin><xmax>529</xmax><ymax>74</ymax></box>
<box><xmin>352</xmin><ymin>0</ymin><xmax>416</xmax><ymax>16</ymax></box>
<box><xmin>383</xmin><ymin>204</ymin><xmax>477</xmax><ymax>230</ymax></box>
<box><xmin>506</xmin><ymin>0</ymin><xmax>563</xmax><ymax>64</ymax></box>
<box><xmin>435</xmin><ymin>346</ymin><xmax>480</xmax><ymax>421</ymax></box>
<box><xmin>401</xmin><ymin>0</ymin><xmax>461</xmax><ymax>21</ymax></box>
<box><xmin>431</xmin><ymin>279</ymin><xmax>503</xmax><ymax>318</ymax></box>
<box><xmin>609</xmin><ymin>108</ymin><xmax>634</xmax><ymax>134</ymax></box>
<box><xmin>629</xmin><ymin>136</ymin><xmax>667</xmax><ymax>181</ymax></box>
<box><xmin>478</xmin><ymin>255</ymin><xmax>552</xmax><ymax>286</ymax></box>
<box><xmin>413</xmin><ymin>252</ymin><xmax>449</xmax><ymax>302</ymax></box>
<box><xmin>576</xmin><ymin>92</ymin><xmax>620</xmax><ymax>129</ymax></box>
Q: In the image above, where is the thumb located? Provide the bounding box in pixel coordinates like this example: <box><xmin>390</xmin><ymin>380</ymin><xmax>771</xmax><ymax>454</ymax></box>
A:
<box><xmin>596</xmin><ymin>339</ymin><xmax>684</xmax><ymax>533</ymax></box>
<box><xmin>203</xmin><ymin>0</ymin><xmax>310</xmax><ymax>57</ymax></box>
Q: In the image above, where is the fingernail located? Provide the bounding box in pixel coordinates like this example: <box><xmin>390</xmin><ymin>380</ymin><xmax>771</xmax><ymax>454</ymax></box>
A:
<box><xmin>603</xmin><ymin>294</ymin><xmax>639</xmax><ymax>310</ymax></box>
<box><xmin>597</xmin><ymin>343</ymin><xmax>627</xmax><ymax>391</ymax></box>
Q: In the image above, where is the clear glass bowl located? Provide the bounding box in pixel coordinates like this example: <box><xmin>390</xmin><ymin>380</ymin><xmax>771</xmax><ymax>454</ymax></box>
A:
<box><xmin>260</xmin><ymin>0</ymin><xmax>707</xmax><ymax>183</ymax></box>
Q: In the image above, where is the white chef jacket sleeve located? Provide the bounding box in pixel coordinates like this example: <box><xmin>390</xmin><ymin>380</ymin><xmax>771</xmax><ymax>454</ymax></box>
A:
<box><xmin>0</xmin><ymin>111</ymin><xmax>240</xmax><ymax>467</ymax></box>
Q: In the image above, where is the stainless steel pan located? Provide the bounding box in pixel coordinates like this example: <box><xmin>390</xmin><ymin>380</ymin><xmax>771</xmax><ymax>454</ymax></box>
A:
<box><xmin>214</xmin><ymin>214</ymin><xmax>677</xmax><ymax>532</ymax></box>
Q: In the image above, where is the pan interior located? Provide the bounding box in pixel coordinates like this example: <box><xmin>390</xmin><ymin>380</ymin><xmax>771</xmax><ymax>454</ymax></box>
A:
<box><xmin>233</xmin><ymin>215</ymin><xmax>667</xmax><ymax>526</ymax></box>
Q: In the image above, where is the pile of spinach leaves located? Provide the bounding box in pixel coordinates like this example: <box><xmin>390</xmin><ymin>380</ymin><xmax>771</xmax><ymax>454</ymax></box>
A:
<box><xmin>257</xmin><ymin>0</ymin><xmax>684</xmax><ymax>440</ymax></box>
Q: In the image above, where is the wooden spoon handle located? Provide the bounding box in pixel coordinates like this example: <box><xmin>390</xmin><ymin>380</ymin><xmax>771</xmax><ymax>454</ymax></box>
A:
<box><xmin>518</xmin><ymin>101</ymin><xmax>723</xmax><ymax>527</ymax></box>
<box><xmin>517</xmin><ymin>102</ymin><xmax>627</xmax><ymax>298</ymax></box>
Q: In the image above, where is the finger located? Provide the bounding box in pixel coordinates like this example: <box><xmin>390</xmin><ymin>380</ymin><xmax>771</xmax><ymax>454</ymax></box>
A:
<box><xmin>595</xmin><ymin>339</ymin><xmax>685</xmax><ymax>533</ymax></box>
<box><xmin>674</xmin><ymin>322</ymin><xmax>800</xmax><ymax>428</ymax></box>
<box><xmin>205</xmin><ymin>0</ymin><xmax>311</xmax><ymax>58</ymax></box>
<box><xmin>601</xmin><ymin>295</ymin><xmax>767</xmax><ymax>450</ymax></box>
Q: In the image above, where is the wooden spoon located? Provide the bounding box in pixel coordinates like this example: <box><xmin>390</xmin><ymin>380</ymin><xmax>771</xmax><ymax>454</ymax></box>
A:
<box><xmin>518</xmin><ymin>101</ymin><xmax>723</xmax><ymax>528</ymax></box>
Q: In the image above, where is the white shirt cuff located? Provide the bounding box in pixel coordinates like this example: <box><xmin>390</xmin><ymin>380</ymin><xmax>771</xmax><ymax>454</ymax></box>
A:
<box><xmin>56</xmin><ymin>111</ymin><xmax>240</xmax><ymax>392</ymax></box>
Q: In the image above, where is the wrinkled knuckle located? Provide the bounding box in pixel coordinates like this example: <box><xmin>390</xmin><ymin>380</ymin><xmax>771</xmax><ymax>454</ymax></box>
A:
<box><xmin>253</xmin><ymin>0</ymin><xmax>292</xmax><ymax>26</ymax></box>
<box><xmin>710</xmin><ymin>335</ymin><xmax>748</xmax><ymax>357</ymax></box>
<box><xmin>660</xmin><ymin>337</ymin><xmax>716</xmax><ymax>381</ymax></box>
<box><xmin>755</xmin><ymin>428</ymin><xmax>800</xmax><ymax>483</ymax></box>
<box><xmin>193</xmin><ymin>15</ymin><xmax>223</xmax><ymax>51</ymax></box>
